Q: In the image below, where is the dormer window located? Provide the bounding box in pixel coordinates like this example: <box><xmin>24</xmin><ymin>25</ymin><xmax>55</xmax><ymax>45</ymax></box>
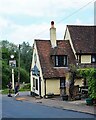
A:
<box><xmin>91</xmin><ymin>55</ymin><xmax>96</xmax><ymax>63</ymax></box>
<box><xmin>55</xmin><ymin>55</ymin><xmax>68</xmax><ymax>67</ymax></box>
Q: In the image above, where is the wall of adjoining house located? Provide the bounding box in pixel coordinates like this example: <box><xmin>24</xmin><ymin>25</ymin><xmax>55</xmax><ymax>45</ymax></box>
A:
<box><xmin>46</xmin><ymin>79</ymin><xmax>60</xmax><ymax>95</ymax></box>
<box><xmin>64</xmin><ymin>27</ymin><xmax>76</xmax><ymax>58</ymax></box>
<box><xmin>45</xmin><ymin>73</ymin><xmax>71</xmax><ymax>96</ymax></box>
<box><xmin>74</xmin><ymin>79</ymin><xmax>83</xmax><ymax>87</ymax></box>
<box><xmin>41</xmin><ymin>78</ymin><xmax>45</xmax><ymax>97</ymax></box>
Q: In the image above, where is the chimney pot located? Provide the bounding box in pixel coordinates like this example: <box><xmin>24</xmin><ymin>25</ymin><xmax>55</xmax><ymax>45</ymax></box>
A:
<box><xmin>51</xmin><ymin>21</ymin><xmax>54</xmax><ymax>28</ymax></box>
<box><xmin>50</xmin><ymin>21</ymin><xmax>56</xmax><ymax>48</ymax></box>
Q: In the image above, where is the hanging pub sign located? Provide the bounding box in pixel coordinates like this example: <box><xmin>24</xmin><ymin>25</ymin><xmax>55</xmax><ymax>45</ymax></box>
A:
<box><xmin>9</xmin><ymin>60</ymin><xmax>16</xmax><ymax>68</ymax></box>
<box><xmin>32</xmin><ymin>65</ymin><xmax>40</xmax><ymax>76</ymax></box>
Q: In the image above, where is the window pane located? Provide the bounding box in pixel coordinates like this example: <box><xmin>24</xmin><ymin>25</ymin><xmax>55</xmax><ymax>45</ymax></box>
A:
<box><xmin>36</xmin><ymin>79</ymin><xmax>38</xmax><ymax>90</ymax></box>
<box><xmin>56</xmin><ymin>56</ymin><xmax>58</xmax><ymax>66</ymax></box>
<box><xmin>92</xmin><ymin>57</ymin><xmax>95</xmax><ymax>62</ymax></box>
<box><xmin>64</xmin><ymin>56</ymin><xmax>66</xmax><ymax>65</ymax></box>
<box><xmin>60</xmin><ymin>78</ymin><xmax>65</xmax><ymax>87</ymax></box>
<box><xmin>60</xmin><ymin>56</ymin><xmax>64</xmax><ymax>66</ymax></box>
<box><xmin>91</xmin><ymin>55</ymin><xmax>96</xmax><ymax>63</ymax></box>
<box><xmin>33</xmin><ymin>78</ymin><xmax>35</xmax><ymax>87</ymax></box>
<box><xmin>55</xmin><ymin>55</ymin><xmax>67</xmax><ymax>67</ymax></box>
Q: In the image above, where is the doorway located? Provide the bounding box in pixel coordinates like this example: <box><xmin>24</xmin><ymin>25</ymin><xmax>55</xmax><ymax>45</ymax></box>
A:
<box><xmin>60</xmin><ymin>77</ymin><xmax>66</xmax><ymax>96</ymax></box>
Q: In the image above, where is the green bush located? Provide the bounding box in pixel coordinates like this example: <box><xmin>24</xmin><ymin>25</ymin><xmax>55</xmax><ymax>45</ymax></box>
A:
<box><xmin>78</xmin><ymin>68</ymin><xmax>96</xmax><ymax>99</ymax></box>
<box><xmin>20</xmin><ymin>68</ymin><xmax>29</xmax><ymax>83</ymax></box>
<box><xmin>20</xmin><ymin>83</ymin><xmax>31</xmax><ymax>91</ymax></box>
<box><xmin>2</xmin><ymin>61</ymin><xmax>11</xmax><ymax>89</ymax></box>
<box><xmin>22</xmin><ymin>83</ymin><xmax>31</xmax><ymax>89</ymax></box>
<box><xmin>87</xmin><ymin>69</ymin><xmax>96</xmax><ymax>99</ymax></box>
<box><xmin>1</xmin><ymin>40</ymin><xmax>32</xmax><ymax>89</ymax></box>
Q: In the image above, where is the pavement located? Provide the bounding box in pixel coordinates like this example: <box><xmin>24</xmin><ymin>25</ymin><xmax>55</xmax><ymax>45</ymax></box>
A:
<box><xmin>14</xmin><ymin>92</ymin><xmax>96</xmax><ymax>115</ymax></box>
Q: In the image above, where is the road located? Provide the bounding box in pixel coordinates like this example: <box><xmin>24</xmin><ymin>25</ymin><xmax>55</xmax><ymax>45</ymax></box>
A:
<box><xmin>1</xmin><ymin>95</ymin><xmax>95</xmax><ymax>119</ymax></box>
<box><xmin>0</xmin><ymin>94</ymin><xmax>2</xmax><ymax>119</ymax></box>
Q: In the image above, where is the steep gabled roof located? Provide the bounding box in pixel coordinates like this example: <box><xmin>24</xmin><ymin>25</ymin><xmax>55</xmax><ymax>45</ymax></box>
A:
<box><xmin>67</xmin><ymin>25</ymin><xmax>96</xmax><ymax>54</ymax></box>
<box><xmin>35</xmin><ymin>39</ymin><xmax>75</xmax><ymax>79</ymax></box>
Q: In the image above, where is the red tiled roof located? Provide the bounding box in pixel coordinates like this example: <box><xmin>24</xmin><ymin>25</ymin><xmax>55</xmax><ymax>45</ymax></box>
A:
<box><xmin>35</xmin><ymin>40</ymin><xmax>75</xmax><ymax>79</ymax></box>
<box><xmin>67</xmin><ymin>25</ymin><xmax>96</xmax><ymax>54</ymax></box>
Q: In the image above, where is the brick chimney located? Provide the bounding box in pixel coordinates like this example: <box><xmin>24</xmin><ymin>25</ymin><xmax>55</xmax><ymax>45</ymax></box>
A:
<box><xmin>50</xmin><ymin>21</ymin><xmax>56</xmax><ymax>48</ymax></box>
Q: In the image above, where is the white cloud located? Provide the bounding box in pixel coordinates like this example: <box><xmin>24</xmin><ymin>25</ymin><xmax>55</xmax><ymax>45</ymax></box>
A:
<box><xmin>0</xmin><ymin>18</ymin><xmax>66</xmax><ymax>45</ymax></box>
<box><xmin>1</xmin><ymin>22</ymin><xmax>50</xmax><ymax>45</ymax></box>
<box><xmin>75</xmin><ymin>18</ymin><xmax>94</xmax><ymax>25</ymax></box>
<box><xmin>0</xmin><ymin>17</ymin><xmax>9</xmax><ymax>31</ymax></box>
<box><xmin>0</xmin><ymin>0</ymin><xmax>94</xmax><ymax>17</ymax></box>
<box><xmin>75</xmin><ymin>19</ymin><xmax>83</xmax><ymax>24</ymax></box>
<box><xmin>0</xmin><ymin>0</ymin><xmax>94</xmax><ymax>45</ymax></box>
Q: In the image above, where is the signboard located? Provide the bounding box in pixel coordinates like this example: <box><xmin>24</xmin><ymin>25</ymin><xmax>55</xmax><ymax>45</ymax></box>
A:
<box><xmin>9</xmin><ymin>60</ymin><xmax>16</xmax><ymax>67</ymax></box>
<box><xmin>32</xmin><ymin>65</ymin><xmax>40</xmax><ymax>76</ymax></box>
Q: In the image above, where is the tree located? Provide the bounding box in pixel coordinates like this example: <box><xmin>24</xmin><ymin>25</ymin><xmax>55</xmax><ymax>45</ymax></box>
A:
<box><xmin>1</xmin><ymin>40</ymin><xmax>33</xmax><ymax>88</ymax></box>
<box><xmin>20</xmin><ymin>42</ymin><xmax>33</xmax><ymax>72</ymax></box>
<box><xmin>69</xmin><ymin>64</ymin><xmax>77</xmax><ymax>99</ymax></box>
<box><xmin>2</xmin><ymin>61</ymin><xmax>11</xmax><ymax>88</ymax></box>
<box><xmin>20</xmin><ymin>68</ymin><xmax>29</xmax><ymax>83</ymax></box>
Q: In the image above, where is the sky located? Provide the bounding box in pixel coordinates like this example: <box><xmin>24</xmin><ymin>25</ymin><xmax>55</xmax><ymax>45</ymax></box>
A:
<box><xmin>0</xmin><ymin>0</ymin><xmax>95</xmax><ymax>46</ymax></box>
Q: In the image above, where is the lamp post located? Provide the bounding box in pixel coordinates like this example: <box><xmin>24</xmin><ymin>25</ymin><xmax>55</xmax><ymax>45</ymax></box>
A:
<box><xmin>18</xmin><ymin>44</ymin><xmax>20</xmax><ymax>84</ymax></box>
<box><xmin>10</xmin><ymin>55</ymin><xmax>16</xmax><ymax>90</ymax></box>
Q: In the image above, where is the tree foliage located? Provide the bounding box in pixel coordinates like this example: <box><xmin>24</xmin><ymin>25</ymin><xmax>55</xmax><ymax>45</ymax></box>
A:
<box><xmin>78</xmin><ymin>68</ymin><xmax>96</xmax><ymax>99</ymax></box>
<box><xmin>1</xmin><ymin>40</ymin><xmax>33</xmax><ymax>89</ymax></box>
<box><xmin>20</xmin><ymin>42</ymin><xmax>33</xmax><ymax>72</ymax></box>
<box><xmin>69</xmin><ymin>64</ymin><xmax>77</xmax><ymax>99</ymax></box>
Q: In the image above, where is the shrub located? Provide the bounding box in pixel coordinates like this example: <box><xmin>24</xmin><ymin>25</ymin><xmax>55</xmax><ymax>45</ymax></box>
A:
<box><xmin>20</xmin><ymin>83</ymin><xmax>31</xmax><ymax>91</ymax></box>
<box><xmin>78</xmin><ymin>68</ymin><xmax>96</xmax><ymax>99</ymax></box>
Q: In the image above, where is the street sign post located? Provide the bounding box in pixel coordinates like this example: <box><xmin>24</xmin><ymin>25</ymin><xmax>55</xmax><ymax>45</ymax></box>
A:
<box><xmin>9</xmin><ymin>60</ymin><xmax>16</xmax><ymax>90</ymax></box>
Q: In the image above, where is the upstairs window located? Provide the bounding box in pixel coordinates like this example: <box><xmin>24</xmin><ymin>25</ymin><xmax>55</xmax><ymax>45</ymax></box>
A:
<box><xmin>91</xmin><ymin>55</ymin><xmax>96</xmax><ymax>63</ymax></box>
<box><xmin>55</xmin><ymin>55</ymin><xmax>68</xmax><ymax>67</ymax></box>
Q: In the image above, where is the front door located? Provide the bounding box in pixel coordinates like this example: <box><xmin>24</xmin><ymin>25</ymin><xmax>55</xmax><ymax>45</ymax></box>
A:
<box><xmin>60</xmin><ymin>77</ymin><xmax>66</xmax><ymax>95</ymax></box>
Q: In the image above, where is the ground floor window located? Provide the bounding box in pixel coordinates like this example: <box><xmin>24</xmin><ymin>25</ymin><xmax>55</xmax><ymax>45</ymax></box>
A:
<box><xmin>36</xmin><ymin>79</ymin><xmax>38</xmax><ymax>90</ymax></box>
<box><xmin>91</xmin><ymin>55</ymin><xmax>96</xmax><ymax>63</ymax></box>
<box><xmin>33</xmin><ymin>78</ymin><xmax>35</xmax><ymax>87</ymax></box>
<box><xmin>33</xmin><ymin>77</ymin><xmax>38</xmax><ymax>90</ymax></box>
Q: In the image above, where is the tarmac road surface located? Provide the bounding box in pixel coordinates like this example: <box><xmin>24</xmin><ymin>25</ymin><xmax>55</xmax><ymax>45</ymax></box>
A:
<box><xmin>1</xmin><ymin>95</ymin><xmax>95</xmax><ymax>119</ymax></box>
